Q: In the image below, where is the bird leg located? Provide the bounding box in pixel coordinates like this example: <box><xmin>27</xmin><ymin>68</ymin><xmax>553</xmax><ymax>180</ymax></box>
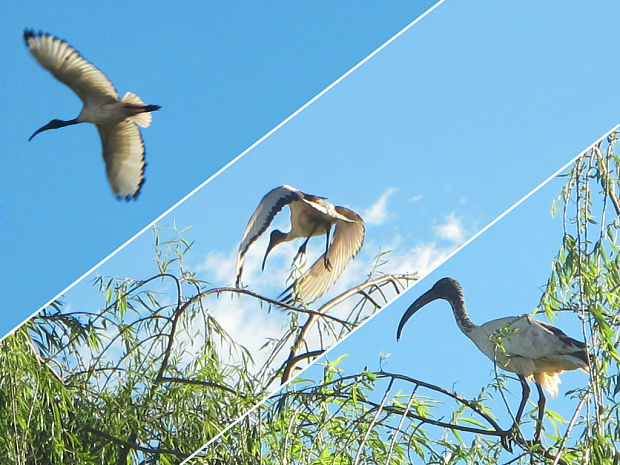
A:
<box><xmin>294</xmin><ymin>237</ymin><xmax>311</xmax><ymax>262</ymax></box>
<box><xmin>501</xmin><ymin>375</ymin><xmax>530</xmax><ymax>451</ymax></box>
<box><xmin>513</xmin><ymin>375</ymin><xmax>531</xmax><ymax>428</ymax></box>
<box><xmin>323</xmin><ymin>227</ymin><xmax>332</xmax><ymax>271</ymax></box>
<box><xmin>534</xmin><ymin>382</ymin><xmax>546</xmax><ymax>442</ymax></box>
<box><xmin>292</xmin><ymin>225</ymin><xmax>318</xmax><ymax>264</ymax></box>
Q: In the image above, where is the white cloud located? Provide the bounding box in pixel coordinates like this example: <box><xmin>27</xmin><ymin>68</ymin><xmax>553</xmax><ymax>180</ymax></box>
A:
<box><xmin>435</xmin><ymin>213</ymin><xmax>465</xmax><ymax>243</ymax></box>
<box><xmin>363</xmin><ymin>187</ymin><xmax>396</xmax><ymax>225</ymax></box>
<box><xmin>388</xmin><ymin>241</ymin><xmax>455</xmax><ymax>277</ymax></box>
<box><xmin>408</xmin><ymin>194</ymin><xmax>422</xmax><ymax>203</ymax></box>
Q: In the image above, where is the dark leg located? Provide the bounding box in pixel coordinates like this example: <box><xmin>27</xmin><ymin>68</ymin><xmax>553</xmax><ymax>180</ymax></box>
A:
<box><xmin>513</xmin><ymin>375</ymin><xmax>531</xmax><ymax>427</ymax></box>
<box><xmin>323</xmin><ymin>227</ymin><xmax>332</xmax><ymax>271</ymax></box>
<box><xmin>501</xmin><ymin>375</ymin><xmax>530</xmax><ymax>452</ymax></box>
<box><xmin>293</xmin><ymin>226</ymin><xmax>318</xmax><ymax>263</ymax></box>
<box><xmin>534</xmin><ymin>383</ymin><xmax>546</xmax><ymax>442</ymax></box>
<box><xmin>294</xmin><ymin>236</ymin><xmax>311</xmax><ymax>260</ymax></box>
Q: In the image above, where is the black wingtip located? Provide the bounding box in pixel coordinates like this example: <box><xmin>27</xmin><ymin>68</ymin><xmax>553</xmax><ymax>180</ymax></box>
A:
<box><xmin>115</xmin><ymin>172</ymin><xmax>146</xmax><ymax>202</ymax></box>
<box><xmin>23</xmin><ymin>29</ymin><xmax>47</xmax><ymax>44</ymax></box>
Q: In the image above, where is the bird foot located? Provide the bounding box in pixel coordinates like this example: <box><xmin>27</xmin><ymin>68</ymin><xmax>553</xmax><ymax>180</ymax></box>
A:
<box><xmin>297</xmin><ymin>242</ymin><xmax>308</xmax><ymax>257</ymax></box>
<box><xmin>292</xmin><ymin>242</ymin><xmax>308</xmax><ymax>264</ymax></box>
<box><xmin>525</xmin><ymin>437</ymin><xmax>543</xmax><ymax>449</ymax></box>
<box><xmin>499</xmin><ymin>427</ymin><xmax>542</xmax><ymax>453</ymax></box>
<box><xmin>499</xmin><ymin>427</ymin><xmax>519</xmax><ymax>453</ymax></box>
<box><xmin>324</xmin><ymin>256</ymin><xmax>333</xmax><ymax>271</ymax></box>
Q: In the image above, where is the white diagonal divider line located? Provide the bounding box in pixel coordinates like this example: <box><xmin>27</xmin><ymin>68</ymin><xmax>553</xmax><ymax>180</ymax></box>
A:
<box><xmin>179</xmin><ymin>123</ymin><xmax>619</xmax><ymax>463</ymax></box>
<box><xmin>1</xmin><ymin>0</ymin><xmax>447</xmax><ymax>346</ymax></box>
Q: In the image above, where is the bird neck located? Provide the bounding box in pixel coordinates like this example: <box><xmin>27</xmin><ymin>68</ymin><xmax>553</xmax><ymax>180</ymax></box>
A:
<box><xmin>445</xmin><ymin>292</ymin><xmax>476</xmax><ymax>333</ymax></box>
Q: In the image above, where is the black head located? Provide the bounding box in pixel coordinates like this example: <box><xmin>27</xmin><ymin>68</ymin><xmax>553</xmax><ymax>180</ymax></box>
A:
<box><xmin>29</xmin><ymin>118</ymin><xmax>78</xmax><ymax>141</ymax></box>
<box><xmin>396</xmin><ymin>277</ymin><xmax>462</xmax><ymax>341</ymax></box>
<box><xmin>429</xmin><ymin>277</ymin><xmax>462</xmax><ymax>296</ymax></box>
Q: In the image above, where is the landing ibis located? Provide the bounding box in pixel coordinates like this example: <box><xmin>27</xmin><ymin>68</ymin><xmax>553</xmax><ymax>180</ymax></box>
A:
<box><xmin>235</xmin><ymin>185</ymin><xmax>365</xmax><ymax>305</ymax></box>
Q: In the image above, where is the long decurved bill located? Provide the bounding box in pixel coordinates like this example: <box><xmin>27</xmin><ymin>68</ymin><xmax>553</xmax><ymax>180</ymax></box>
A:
<box><xmin>396</xmin><ymin>288</ymin><xmax>440</xmax><ymax>341</ymax></box>
<box><xmin>29</xmin><ymin>124</ymin><xmax>52</xmax><ymax>141</ymax></box>
<box><xmin>28</xmin><ymin>119</ymin><xmax>78</xmax><ymax>141</ymax></box>
<box><xmin>261</xmin><ymin>240</ymin><xmax>276</xmax><ymax>271</ymax></box>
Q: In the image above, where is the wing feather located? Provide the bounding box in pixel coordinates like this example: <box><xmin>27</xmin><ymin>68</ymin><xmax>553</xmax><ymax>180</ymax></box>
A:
<box><xmin>235</xmin><ymin>185</ymin><xmax>304</xmax><ymax>287</ymax></box>
<box><xmin>484</xmin><ymin>316</ymin><xmax>588</xmax><ymax>369</ymax></box>
<box><xmin>97</xmin><ymin>120</ymin><xmax>145</xmax><ymax>199</ymax></box>
<box><xmin>24</xmin><ymin>30</ymin><xmax>118</xmax><ymax>104</ymax></box>
<box><xmin>282</xmin><ymin>206</ymin><xmax>365</xmax><ymax>304</ymax></box>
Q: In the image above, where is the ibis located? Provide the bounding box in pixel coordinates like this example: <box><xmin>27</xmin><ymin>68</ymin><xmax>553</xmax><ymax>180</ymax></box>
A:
<box><xmin>397</xmin><ymin>277</ymin><xmax>588</xmax><ymax>442</ymax></box>
<box><xmin>24</xmin><ymin>29</ymin><xmax>161</xmax><ymax>199</ymax></box>
<box><xmin>235</xmin><ymin>185</ymin><xmax>365</xmax><ymax>304</ymax></box>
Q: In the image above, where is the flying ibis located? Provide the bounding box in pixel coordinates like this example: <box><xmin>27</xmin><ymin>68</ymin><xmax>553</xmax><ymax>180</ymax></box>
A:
<box><xmin>24</xmin><ymin>29</ymin><xmax>161</xmax><ymax>199</ymax></box>
<box><xmin>397</xmin><ymin>277</ymin><xmax>588</xmax><ymax>443</ymax></box>
<box><xmin>235</xmin><ymin>185</ymin><xmax>365</xmax><ymax>305</ymax></box>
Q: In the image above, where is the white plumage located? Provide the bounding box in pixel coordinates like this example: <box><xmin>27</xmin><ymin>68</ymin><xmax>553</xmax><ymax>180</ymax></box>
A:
<box><xmin>235</xmin><ymin>185</ymin><xmax>365</xmax><ymax>305</ymax></box>
<box><xmin>397</xmin><ymin>277</ymin><xmax>588</xmax><ymax>441</ymax></box>
<box><xmin>24</xmin><ymin>29</ymin><xmax>160</xmax><ymax>199</ymax></box>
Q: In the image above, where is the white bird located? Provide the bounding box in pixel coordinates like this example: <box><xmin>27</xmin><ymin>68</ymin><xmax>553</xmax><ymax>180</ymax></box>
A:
<box><xmin>235</xmin><ymin>185</ymin><xmax>365</xmax><ymax>305</ymax></box>
<box><xmin>24</xmin><ymin>29</ymin><xmax>160</xmax><ymax>199</ymax></box>
<box><xmin>397</xmin><ymin>277</ymin><xmax>588</xmax><ymax>442</ymax></box>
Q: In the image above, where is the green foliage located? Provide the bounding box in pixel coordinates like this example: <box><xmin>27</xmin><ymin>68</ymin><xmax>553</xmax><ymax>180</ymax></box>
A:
<box><xmin>0</xmin><ymin>225</ymin><xmax>415</xmax><ymax>464</ymax></box>
<box><xmin>201</xmin><ymin>367</ymin><xmax>507</xmax><ymax>465</ymax></box>
<box><xmin>539</xmin><ymin>132</ymin><xmax>620</xmax><ymax>462</ymax></box>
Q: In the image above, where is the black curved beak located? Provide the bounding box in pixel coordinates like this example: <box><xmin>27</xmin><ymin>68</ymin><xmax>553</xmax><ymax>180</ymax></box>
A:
<box><xmin>261</xmin><ymin>239</ymin><xmax>276</xmax><ymax>271</ymax></box>
<box><xmin>28</xmin><ymin>123</ymin><xmax>51</xmax><ymax>141</ymax></box>
<box><xmin>396</xmin><ymin>288</ymin><xmax>439</xmax><ymax>341</ymax></box>
<box><xmin>28</xmin><ymin>119</ymin><xmax>78</xmax><ymax>141</ymax></box>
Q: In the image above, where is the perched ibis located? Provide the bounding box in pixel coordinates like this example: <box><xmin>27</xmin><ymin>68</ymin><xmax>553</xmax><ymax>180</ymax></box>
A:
<box><xmin>397</xmin><ymin>277</ymin><xmax>588</xmax><ymax>442</ymax></box>
<box><xmin>235</xmin><ymin>185</ymin><xmax>365</xmax><ymax>304</ymax></box>
<box><xmin>24</xmin><ymin>29</ymin><xmax>161</xmax><ymax>199</ymax></box>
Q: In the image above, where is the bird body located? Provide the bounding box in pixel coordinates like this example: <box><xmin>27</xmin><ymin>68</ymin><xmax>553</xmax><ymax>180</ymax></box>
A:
<box><xmin>24</xmin><ymin>29</ymin><xmax>160</xmax><ymax>198</ymax></box>
<box><xmin>397</xmin><ymin>277</ymin><xmax>587</xmax><ymax>441</ymax></box>
<box><xmin>463</xmin><ymin>315</ymin><xmax>587</xmax><ymax>397</ymax></box>
<box><xmin>236</xmin><ymin>185</ymin><xmax>365</xmax><ymax>304</ymax></box>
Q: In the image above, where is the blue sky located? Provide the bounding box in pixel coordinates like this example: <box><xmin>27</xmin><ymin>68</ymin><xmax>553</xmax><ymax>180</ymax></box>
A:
<box><xmin>0</xmin><ymin>0</ymin><xmax>437</xmax><ymax>333</ymax></box>
<box><xmin>2</xmin><ymin>0</ymin><xmax>620</xmax><ymax>458</ymax></box>
<box><xmin>11</xmin><ymin>0</ymin><xmax>620</xmax><ymax>454</ymax></box>
<box><xmin>2</xmin><ymin>1</ymin><xmax>619</xmax><ymax>335</ymax></box>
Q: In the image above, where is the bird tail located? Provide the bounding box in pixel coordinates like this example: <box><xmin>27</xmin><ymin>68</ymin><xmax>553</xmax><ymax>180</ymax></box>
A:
<box><xmin>533</xmin><ymin>372</ymin><xmax>561</xmax><ymax>398</ymax></box>
<box><xmin>122</xmin><ymin>92</ymin><xmax>160</xmax><ymax>128</ymax></box>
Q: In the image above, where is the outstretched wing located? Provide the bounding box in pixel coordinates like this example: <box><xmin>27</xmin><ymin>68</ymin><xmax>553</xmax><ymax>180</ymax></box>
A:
<box><xmin>97</xmin><ymin>120</ymin><xmax>145</xmax><ymax>199</ymax></box>
<box><xmin>235</xmin><ymin>185</ymin><xmax>304</xmax><ymax>287</ymax></box>
<box><xmin>24</xmin><ymin>29</ymin><xmax>118</xmax><ymax>104</ymax></box>
<box><xmin>281</xmin><ymin>206</ymin><xmax>365</xmax><ymax>305</ymax></box>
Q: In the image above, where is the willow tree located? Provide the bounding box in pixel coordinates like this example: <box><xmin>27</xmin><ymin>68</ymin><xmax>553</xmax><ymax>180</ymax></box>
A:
<box><xmin>0</xmin><ymin>224</ymin><xmax>415</xmax><ymax>465</ymax></box>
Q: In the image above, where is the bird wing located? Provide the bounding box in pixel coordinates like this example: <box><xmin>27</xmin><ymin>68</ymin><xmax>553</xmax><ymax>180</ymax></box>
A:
<box><xmin>529</xmin><ymin>320</ymin><xmax>588</xmax><ymax>362</ymax></box>
<box><xmin>24</xmin><ymin>30</ymin><xmax>118</xmax><ymax>104</ymax></box>
<box><xmin>281</xmin><ymin>206</ymin><xmax>365</xmax><ymax>304</ymax></box>
<box><xmin>485</xmin><ymin>316</ymin><xmax>587</xmax><ymax>364</ymax></box>
<box><xmin>97</xmin><ymin>121</ymin><xmax>145</xmax><ymax>199</ymax></box>
<box><xmin>235</xmin><ymin>185</ymin><xmax>304</xmax><ymax>287</ymax></box>
<box><xmin>297</xmin><ymin>195</ymin><xmax>354</xmax><ymax>223</ymax></box>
